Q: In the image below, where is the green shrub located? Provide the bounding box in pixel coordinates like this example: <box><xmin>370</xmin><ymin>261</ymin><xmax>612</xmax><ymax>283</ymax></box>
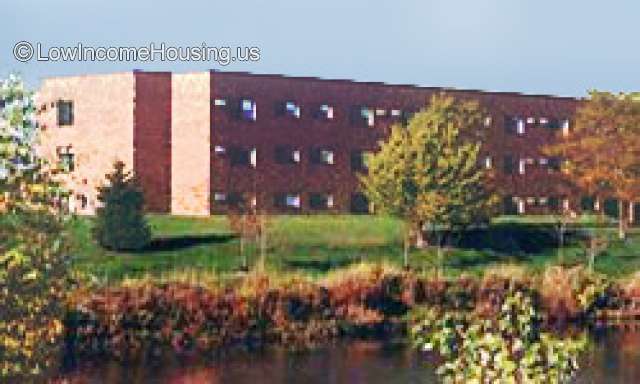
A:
<box><xmin>92</xmin><ymin>161</ymin><xmax>151</xmax><ymax>251</ymax></box>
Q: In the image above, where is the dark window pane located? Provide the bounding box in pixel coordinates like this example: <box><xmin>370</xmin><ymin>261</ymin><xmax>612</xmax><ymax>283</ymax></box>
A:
<box><xmin>57</xmin><ymin>100</ymin><xmax>73</xmax><ymax>126</ymax></box>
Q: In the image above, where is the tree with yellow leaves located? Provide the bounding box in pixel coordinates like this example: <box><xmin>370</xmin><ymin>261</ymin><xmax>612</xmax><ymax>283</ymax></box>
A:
<box><xmin>0</xmin><ymin>74</ymin><xmax>70</xmax><ymax>381</ymax></box>
<box><xmin>361</xmin><ymin>94</ymin><xmax>498</xmax><ymax>270</ymax></box>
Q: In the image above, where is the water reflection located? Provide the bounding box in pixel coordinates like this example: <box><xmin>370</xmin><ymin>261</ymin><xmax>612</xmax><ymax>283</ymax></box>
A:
<box><xmin>575</xmin><ymin>324</ymin><xmax>640</xmax><ymax>383</ymax></box>
<box><xmin>59</xmin><ymin>326</ymin><xmax>640</xmax><ymax>384</ymax></box>
<box><xmin>59</xmin><ymin>341</ymin><xmax>438</xmax><ymax>384</ymax></box>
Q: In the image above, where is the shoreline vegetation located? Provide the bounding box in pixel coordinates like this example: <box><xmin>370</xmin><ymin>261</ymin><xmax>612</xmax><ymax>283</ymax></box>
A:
<box><xmin>65</xmin><ymin>261</ymin><xmax>640</xmax><ymax>356</ymax></box>
<box><xmin>69</xmin><ymin>214</ymin><xmax>640</xmax><ymax>282</ymax></box>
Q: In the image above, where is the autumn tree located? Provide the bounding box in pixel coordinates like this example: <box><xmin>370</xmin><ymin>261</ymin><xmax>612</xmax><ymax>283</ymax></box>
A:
<box><xmin>0</xmin><ymin>74</ymin><xmax>70</xmax><ymax>381</ymax></box>
<box><xmin>545</xmin><ymin>91</ymin><xmax>640</xmax><ymax>239</ymax></box>
<box><xmin>361</xmin><ymin>94</ymin><xmax>498</xmax><ymax>269</ymax></box>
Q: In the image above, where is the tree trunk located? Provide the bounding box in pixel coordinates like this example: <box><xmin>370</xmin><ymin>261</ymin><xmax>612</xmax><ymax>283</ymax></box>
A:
<box><xmin>588</xmin><ymin>243</ymin><xmax>595</xmax><ymax>273</ymax></box>
<box><xmin>557</xmin><ymin>223</ymin><xmax>565</xmax><ymax>265</ymax></box>
<box><xmin>403</xmin><ymin>227</ymin><xmax>410</xmax><ymax>268</ymax></box>
<box><xmin>259</xmin><ymin>214</ymin><xmax>267</xmax><ymax>272</ymax></box>
<box><xmin>618</xmin><ymin>200</ymin><xmax>626</xmax><ymax>240</ymax></box>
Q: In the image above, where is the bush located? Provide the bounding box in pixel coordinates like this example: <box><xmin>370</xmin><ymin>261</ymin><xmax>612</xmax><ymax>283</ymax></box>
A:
<box><xmin>410</xmin><ymin>290</ymin><xmax>587</xmax><ymax>383</ymax></box>
<box><xmin>0</xmin><ymin>213</ymin><xmax>70</xmax><ymax>379</ymax></box>
<box><xmin>92</xmin><ymin>161</ymin><xmax>151</xmax><ymax>251</ymax></box>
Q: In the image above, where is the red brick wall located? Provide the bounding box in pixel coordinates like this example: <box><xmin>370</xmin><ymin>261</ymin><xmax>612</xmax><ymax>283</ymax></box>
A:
<box><xmin>134</xmin><ymin>72</ymin><xmax>172</xmax><ymax>213</ymax></box>
<box><xmin>209</xmin><ymin>71</ymin><xmax>580</xmax><ymax>214</ymax></box>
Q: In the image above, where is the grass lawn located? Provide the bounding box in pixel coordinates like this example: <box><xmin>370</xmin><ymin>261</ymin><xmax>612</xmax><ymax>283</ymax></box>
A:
<box><xmin>68</xmin><ymin>214</ymin><xmax>640</xmax><ymax>281</ymax></box>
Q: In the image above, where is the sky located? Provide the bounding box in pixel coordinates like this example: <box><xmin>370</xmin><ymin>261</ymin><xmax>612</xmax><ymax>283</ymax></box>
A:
<box><xmin>1</xmin><ymin>0</ymin><xmax>639</xmax><ymax>97</ymax></box>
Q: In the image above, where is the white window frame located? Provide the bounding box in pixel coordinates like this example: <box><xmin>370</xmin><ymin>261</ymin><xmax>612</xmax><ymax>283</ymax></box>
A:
<box><xmin>517</xmin><ymin>118</ymin><xmax>526</xmax><ymax>135</ymax></box>
<box><xmin>249</xmin><ymin>148</ymin><xmax>257</xmax><ymax>167</ymax></box>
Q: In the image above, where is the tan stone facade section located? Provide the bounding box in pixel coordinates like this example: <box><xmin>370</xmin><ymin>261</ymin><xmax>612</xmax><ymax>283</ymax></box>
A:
<box><xmin>171</xmin><ymin>72</ymin><xmax>211</xmax><ymax>215</ymax></box>
<box><xmin>36</xmin><ymin>73</ymin><xmax>135</xmax><ymax>214</ymax></box>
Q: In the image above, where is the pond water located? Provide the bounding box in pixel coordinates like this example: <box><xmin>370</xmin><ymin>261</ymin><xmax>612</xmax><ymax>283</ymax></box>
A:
<box><xmin>59</xmin><ymin>326</ymin><xmax>640</xmax><ymax>383</ymax></box>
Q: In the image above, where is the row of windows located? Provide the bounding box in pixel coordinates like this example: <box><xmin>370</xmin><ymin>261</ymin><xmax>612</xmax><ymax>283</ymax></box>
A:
<box><xmin>212</xmin><ymin>192</ymin><xmax>370</xmax><ymax>211</ymax></box>
<box><xmin>215</xmin><ymin>98</ymin><xmax>572</xmax><ymax>134</ymax></box>
<box><xmin>43</xmin><ymin>97</ymin><xmax>572</xmax><ymax>137</ymax></box>
<box><xmin>505</xmin><ymin>116</ymin><xmax>570</xmax><ymax>136</ymax></box>
<box><xmin>501</xmin><ymin>156</ymin><xmax>562</xmax><ymax>175</ymax></box>
<box><xmin>214</xmin><ymin>146</ymin><xmax>372</xmax><ymax>170</ymax></box>
<box><xmin>214</xmin><ymin>97</ymin><xmax>414</xmax><ymax>127</ymax></box>
<box><xmin>504</xmin><ymin>196</ymin><xmax>638</xmax><ymax>218</ymax></box>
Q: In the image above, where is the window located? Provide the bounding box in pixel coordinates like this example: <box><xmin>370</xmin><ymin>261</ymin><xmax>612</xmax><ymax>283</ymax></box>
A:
<box><xmin>214</xmin><ymin>145</ymin><xmax>225</xmax><ymax>155</ymax></box>
<box><xmin>360</xmin><ymin>107</ymin><xmax>374</xmax><ymax>127</ymax></box>
<box><xmin>286</xmin><ymin>195</ymin><xmax>300</xmax><ymax>208</ymax></box>
<box><xmin>213</xmin><ymin>192</ymin><xmax>226</xmax><ymax>202</ymax></box>
<box><xmin>351</xmin><ymin>150</ymin><xmax>371</xmax><ymax>171</ymax></box>
<box><xmin>310</xmin><ymin>193</ymin><xmax>334</xmax><ymax>210</ymax></box>
<box><xmin>240</xmin><ymin>99</ymin><xmax>256</xmax><ymax>121</ymax></box>
<box><xmin>539</xmin><ymin>158</ymin><xmax>548</xmax><ymax>165</ymax></box>
<box><xmin>505</xmin><ymin>116</ymin><xmax>523</xmax><ymax>134</ymax></box>
<box><xmin>503</xmin><ymin>155</ymin><xmax>515</xmax><ymax>174</ymax></box>
<box><xmin>250</xmin><ymin>148</ymin><xmax>257</xmax><ymax>167</ymax></box>
<box><xmin>391</xmin><ymin>109</ymin><xmax>402</xmax><ymax>117</ymax></box>
<box><xmin>320</xmin><ymin>150</ymin><xmax>334</xmax><ymax>165</ymax></box>
<box><xmin>229</xmin><ymin>147</ymin><xmax>256</xmax><ymax>167</ymax></box>
<box><xmin>56</xmin><ymin>146</ymin><xmax>75</xmax><ymax>172</ymax></box>
<box><xmin>57</xmin><ymin>100</ymin><xmax>73</xmax><ymax>126</ymax></box>
<box><xmin>285</xmin><ymin>101</ymin><xmax>301</xmax><ymax>118</ymax></box>
<box><xmin>526</xmin><ymin>117</ymin><xmax>535</xmax><ymax>125</ymax></box>
<box><xmin>311</xmin><ymin>148</ymin><xmax>334</xmax><ymax>165</ymax></box>
<box><xmin>562</xmin><ymin>119</ymin><xmax>570</xmax><ymax>137</ymax></box>
<box><xmin>484</xmin><ymin>156</ymin><xmax>492</xmax><ymax>169</ymax></box>
<box><xmin>319</xmin><ymin>104</ymin><xmax>334</xmax><ymax>120</ymax></box>
<box><xmin>580</xmin><ymin>196</ymin><xmax>595</xmax><ymax>212</ymax></box>
<box><xmin>227</xmin><ymin>192</ymin><xmax>245</xmax><ymax>207</ymax></box>
<box><xmin>519</xmin><ymin>159</ymin><xmax>526</xmax><ymax>175</ymax></box>
<box><xmin>483</xmin><ymin>116</ymin><xmax>492</xmax><ymax>127</ymax></box>
<box><xmin>375</xmin><ymin>108</ymin><xmax>386</xmax><ymax>117</ymax></box>
<box><xmin>517</xmin><ymin>119</ymin><xmax>526</xmax><ymax>135</ymax></box>
<box><xmin>275</xmin><ymin>146</ymin><xmax>300</xmax><ymax>164</ymax></box>
<box><xmin>275</xmin><ymin>193</ymin><xmax>301</xmax><ymax>209</ymax></box>
<box><xmin>548</xmin><ymin>157</ymin><xmax>561</xmax><ymax>172</ymax></box>
<box><xmin>78</xmin><ymin>194</ymin><xmax>88</xmax><ymax>210</ymax></box>
<box><xmin>310</xmin><ymin>193</ymin><xmax>333</xmax><ymax>209</ymax></box>
<box><xmin>503</xmin><ymin>196</ymin><xmax>518</xmax><ymax>215</ymax></box>
<box><xmin>350</xmin><ymin>193</ymin><xmax>370</xmax><ymax>214</ymax></box>
<box><xmin>214</xmin><ymin>98</ymin><xmax>226</xmax><ymax>106</ymax></box>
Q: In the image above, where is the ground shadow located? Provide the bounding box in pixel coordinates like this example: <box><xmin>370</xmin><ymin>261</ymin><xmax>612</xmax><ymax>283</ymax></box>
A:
<box><xmin>449</xmin><ymin>223</ymin><xmax>584</xmax><ymax>263</ymax></box>
<box><xmin>141</xmin><ymin>233</ymin><xmax>236</xmax><ymax>253</ymax></box>
<box><xmin>283</xmin><ymin>258</ymin><xmax>354</xmax><ymax>272</ymax></box>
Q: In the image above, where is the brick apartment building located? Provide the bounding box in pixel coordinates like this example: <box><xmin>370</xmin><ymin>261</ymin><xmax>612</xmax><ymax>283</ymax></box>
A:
<box><xmin>35</xmin><ymin>70</ymin><xmax>635</xmax><ymax>220</ymax></box>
